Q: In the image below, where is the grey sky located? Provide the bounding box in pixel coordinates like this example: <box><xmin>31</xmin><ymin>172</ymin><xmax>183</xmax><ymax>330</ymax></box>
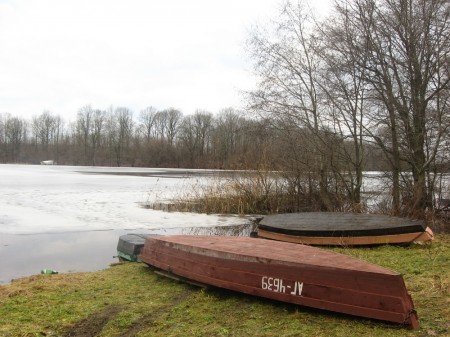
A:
<box><xmin>0</xmin><ymin>0</ymin><xmax>330</xmax><ymax>120</ymax></box>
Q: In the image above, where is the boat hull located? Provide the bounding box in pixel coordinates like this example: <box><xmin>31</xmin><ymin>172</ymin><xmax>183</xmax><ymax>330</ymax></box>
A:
<box><xmin>117</xmin><ymin>234</ymin><xmax>153</xmax><ymax>261</ymax></box>
<box><xmin>257</xmin><ymin>212</ymin><xmax>433</xmax><ymax>246</ymax></box>
<box><xmin>139</xmin><ymin>235</ymin><xmax>418</xmax><ymax>328</ymax></box>
<box><xmin>257</xmin><ymin>227</ymin><xmax>434</xmax><ymax>246</ymax></box>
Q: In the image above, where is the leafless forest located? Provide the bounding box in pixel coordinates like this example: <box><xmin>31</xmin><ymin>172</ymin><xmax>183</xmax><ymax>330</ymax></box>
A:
<box><xmin>1</xmin><ymin>0</ymin><xmax>449</xmax><ymax>218</ymax></box>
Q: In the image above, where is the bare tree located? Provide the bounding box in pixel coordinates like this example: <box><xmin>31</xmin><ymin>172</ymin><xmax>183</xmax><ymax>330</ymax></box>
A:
<box><xmin>329</xmin><ymin>0</ymin><xmax>450</xmax><ymax>214</ymax></box>
<box><xmin>32</xmin><ymin>111</ymin><xmax>54</xmax><ymax>153</ymax></box>
<box><xmin>179</xmin><ymin>115</ymin><xmax>197</xmax><ymax>167</ymax></box>
<box><xmin>178</xmin><ymin>110</ymin><xmax>213</xmax><ymax>167</ymax></box>
<box><xmin>52</xmin><ymin>115</ymin><xmax>64</xmax><ymax>163</ymax></box>
<box><xmin>75</xmin><ymin>105</ymin><xmax>93</xmax><ymax>164</ymax></box>
<box><xmin>139</xmin><ymin>106</ymin><xmax>158</xmax><ymax>142</ymax></box>
<box><xmin>3</xmin><ymin>114</ymin><xmax>27</xmax><ymax>162</ymax></box>
<box><xmin>192</xmin><ymin>110</ymin><xmax>213</xmax><ymax>158</ymax></box>
<box><xmin>246</xmin><ymin>0</ymin><xmax>449</xmax><ymax>214</ymax></box>
<box><xmin>154</xmin><ymin>110</ymin><xmax>168</xmax><ymax>141</ymax></box>
<box><xmin>90</xmin><ymin>109</ymin><xmax>105</xmax><ymax>166</ymax></box>
<box><xmin>31</xmin><ymin>111</ymin><xmax>63</xmax><ymax>161</ymax></box>
<box><xmin>318</xmin><ymin>6</ymin><xmax>374</xmax><ymax>208</ymax></box>
<box><xmin>75</xmin><ymin>106</ymin><xmax>104</xmax><ymax>165</ymax></box>
<box><xmin>246</xmin><ymin>1</ymin><xmax>335</xmax><ymax>209</ymax></box>
<box><xmin>212</xmin><ymin>109</ymin><xmax>240</xmax><ymax>168</ymax></box>
<box><xmin>164</xmin><ymin>108</ymin><xmax>182</xmax><ymax>147</ymax></box>
<box><xmin>113</xmin><ymin>107</ymin><xmax>134</xmax><ymax>167</ymax></box>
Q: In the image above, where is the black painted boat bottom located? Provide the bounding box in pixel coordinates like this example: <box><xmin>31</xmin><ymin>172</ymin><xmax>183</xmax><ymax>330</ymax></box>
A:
<box><xmin>258</xmin><ymin>212</ymin><xmax>426</xmax><ymax>237</ymax></box>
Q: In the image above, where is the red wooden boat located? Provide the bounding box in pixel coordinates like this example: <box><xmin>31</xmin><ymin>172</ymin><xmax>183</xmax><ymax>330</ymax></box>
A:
<box><xmin>139</xmin><ymin>235</ymin><xmax>418</xmax><ymax>328</ymax></box>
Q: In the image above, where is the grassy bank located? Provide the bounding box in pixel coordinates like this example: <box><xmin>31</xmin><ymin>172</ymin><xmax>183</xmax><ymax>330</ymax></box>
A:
<box><xmin>0</xmin><ymin>235</ymin><xmax>449</xmax><ymax>337</ymax></box>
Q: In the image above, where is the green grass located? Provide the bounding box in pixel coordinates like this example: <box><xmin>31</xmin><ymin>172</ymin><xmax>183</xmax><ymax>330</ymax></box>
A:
<box><xmin>0</xmin><ymin>235</ymin><xmax>449</xmax><ymax>337</ymax></box>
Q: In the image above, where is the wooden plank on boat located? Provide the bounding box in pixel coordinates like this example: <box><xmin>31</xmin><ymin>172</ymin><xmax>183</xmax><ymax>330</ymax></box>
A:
<box><xmin>257</xmin><ymin>212</ymin><xmax>433</xmax><ymax>245</ymax></box>
<box><xmin>257</xmin><ymin>227</ymin><xmax>434</xmax><ymax>246</ymax></box>
<box><xmin>139</xmin><ymin>235</ymin><xmax>419</xmax><ymax>328</ymax></box>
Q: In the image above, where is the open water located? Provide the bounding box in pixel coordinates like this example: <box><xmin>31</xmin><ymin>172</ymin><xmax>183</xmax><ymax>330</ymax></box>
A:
<box><xmin>0</xmin><ymin>164</ymin><xmax>252</xmax><ymax>284</ymax></box>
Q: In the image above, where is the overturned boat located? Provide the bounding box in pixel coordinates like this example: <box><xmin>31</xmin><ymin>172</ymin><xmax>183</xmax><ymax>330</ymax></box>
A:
<box><xmin>257</xmin><ymin>212</ymin><xmax>433</xmax><ymax>246</ymax></box>
<box><xmin>117</xmin><ymin>234</ymin><xmax>151</xmax><ymax>262</ymax></box>
<box><xmin>139</xmin><ymin>235</ymin><xmax>418</xmax><ymax>328</ymax></box>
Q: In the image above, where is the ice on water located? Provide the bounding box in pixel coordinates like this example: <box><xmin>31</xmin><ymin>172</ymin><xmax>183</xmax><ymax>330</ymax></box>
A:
<box><xmin>0</xmin><ymin>164</ymin><xmax>247</xmax><ymax>235</ymax></box>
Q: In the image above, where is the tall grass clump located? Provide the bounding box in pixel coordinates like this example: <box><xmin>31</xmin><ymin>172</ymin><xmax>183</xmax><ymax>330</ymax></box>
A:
<box><xmin>172</xmin><ymin>168</ymin><xmax>354</xmax><ymax>215</ymax></box>
<box><xmin>173</xmin><ymin>170</ymin><xmax>284</xmax><ymax>215</ymax></box>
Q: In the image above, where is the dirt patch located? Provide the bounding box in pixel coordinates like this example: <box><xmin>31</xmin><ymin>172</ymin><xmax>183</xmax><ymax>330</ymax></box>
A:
<box><xmin>63</xmin><ymin>305</ymin><xmax>123</xmax><ymax>337</ymax></box>
<box><xmin>117</xmin><ymin>289</ymin><xmax>194</xmax><ymax>337</ymax></box>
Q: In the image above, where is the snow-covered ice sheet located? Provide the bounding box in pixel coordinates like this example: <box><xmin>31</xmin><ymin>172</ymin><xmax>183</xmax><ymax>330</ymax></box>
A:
<box><xmin>0</xmin><ymin>164</ymin><xmax>252</xmax><ymax>283</ymax></box>
<box><xmin>0</xmin><ymin>164</ymin><xmax>248</xmax><ymax>234</ymax></box>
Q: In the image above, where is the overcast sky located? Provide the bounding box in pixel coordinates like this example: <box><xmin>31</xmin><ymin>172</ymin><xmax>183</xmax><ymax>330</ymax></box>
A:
<box><xmin>0</xmin><ymin>0</ymin><xmax>330</xmax><ymax>120</ymax></box>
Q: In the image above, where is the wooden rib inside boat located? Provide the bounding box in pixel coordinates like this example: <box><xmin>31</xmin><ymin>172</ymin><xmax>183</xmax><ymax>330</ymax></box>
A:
<box><xmin>257</xmin><ymin>212</ymin><xmax>433</xmax><ymax>246</ymax></box>
<box><xmin>139</xmin><ymin>235</ymin><xmax>419</xmax><ymax>328</ymax></box>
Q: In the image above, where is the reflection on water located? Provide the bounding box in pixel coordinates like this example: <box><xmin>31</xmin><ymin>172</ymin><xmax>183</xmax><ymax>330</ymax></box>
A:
<box><xmin>0</xmin><ymin>223</ymin><xmax>257</xmax><ymax>285</ymax></box>
<box><xmin>160</xmin><ymin>223</ymin><xmax>257</xmax><ymax>236</ymax></box>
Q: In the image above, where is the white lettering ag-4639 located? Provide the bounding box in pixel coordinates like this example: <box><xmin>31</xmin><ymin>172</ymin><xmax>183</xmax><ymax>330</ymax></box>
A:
<box><xmin>261</xmin><ymin>276</ymin><xmax>303</xmax><ymax>296</ymax></box>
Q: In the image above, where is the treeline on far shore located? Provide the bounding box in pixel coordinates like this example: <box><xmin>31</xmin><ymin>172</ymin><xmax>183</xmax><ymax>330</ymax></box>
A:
<box><xmin>1</xmin><ymin>106</ymin><xmax>391</xmax><ymax>170</ymax></box>
<box><xmin>1</xmin><ymin>105</ymin><xmax>449</xmax><ymax>221</ymax></box>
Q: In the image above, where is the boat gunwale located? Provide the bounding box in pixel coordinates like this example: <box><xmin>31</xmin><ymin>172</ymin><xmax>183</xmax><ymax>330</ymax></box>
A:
<box><xmin>257</xmin><ymin>227</ymin><xmax>434</xmax><ymax>246</ymax></box>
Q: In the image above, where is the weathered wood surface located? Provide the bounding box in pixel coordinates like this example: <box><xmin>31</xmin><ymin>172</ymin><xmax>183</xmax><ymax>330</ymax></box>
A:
<box><xmin>257</xmin><ymin>227</ymin><xmax>434</xmax><ymax>246</ymax></box>
<box><xmin>258</xmin><ymin>213</ymin><xmax>426</xmax><ymax>236</ymax></box>
<box><xmin>258</xmin><ymin>212</ymin><xmax>433</xmax><ymax>244</ymax></box>
<box><xmin>139</xmin><ymin>235</ymin><xmax>418</xmax><ymax>328</ymax></box>
<box><xmin>117</xmin><ymin>234</ymin><xmax>156</xmax><ymax>261</ymax></box>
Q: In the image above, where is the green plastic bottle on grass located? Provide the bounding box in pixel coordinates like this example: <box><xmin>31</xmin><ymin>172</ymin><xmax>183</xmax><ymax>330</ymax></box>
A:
<box><xmin>41</xmin><ymin>269</ymin><xmax>58</xmax><ymax>275</ymax></box>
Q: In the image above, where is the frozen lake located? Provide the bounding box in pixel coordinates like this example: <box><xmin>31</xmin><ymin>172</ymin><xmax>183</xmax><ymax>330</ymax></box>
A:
<box><xmin>0</xmin><ymin>164</ymin><xmax>252</xmax><ymax>284</ymax></box>
<box><xmin>2</xmin><ymin>164</ymin><xmax>446</xmax><ymax>284</ymax></box>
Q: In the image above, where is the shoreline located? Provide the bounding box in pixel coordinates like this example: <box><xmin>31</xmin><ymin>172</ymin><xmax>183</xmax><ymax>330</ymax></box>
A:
<box><xmin>0</xmin><ymin>224</ymin><xmax>255</xmax><ymax>285</ymax></box>
<box><xmin>1</xmin><ymin>235</ymin><xmax>449</xmax><ymax>336</ymax></box>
